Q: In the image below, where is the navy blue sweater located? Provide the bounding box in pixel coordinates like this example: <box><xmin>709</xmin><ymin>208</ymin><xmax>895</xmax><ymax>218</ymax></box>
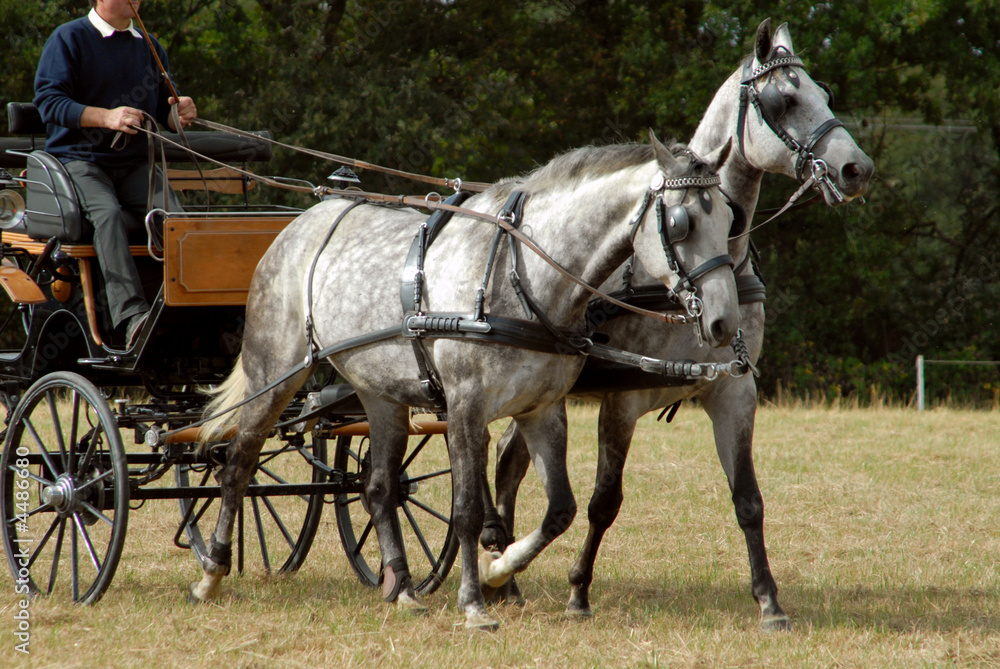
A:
<box><xmin>34</xmin><ymin>16</ymin><xmax>176</xmax><ymax>168</ymax></box>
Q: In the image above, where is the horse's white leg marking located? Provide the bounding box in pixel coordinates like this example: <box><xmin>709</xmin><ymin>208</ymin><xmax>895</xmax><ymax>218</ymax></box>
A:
<box><xmin>480</xmin><ymin>405</ymin><xmax>576</xmax><ymax>588</ymax></box>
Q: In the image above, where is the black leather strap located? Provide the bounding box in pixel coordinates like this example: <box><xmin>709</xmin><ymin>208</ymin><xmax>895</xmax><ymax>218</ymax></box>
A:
<box><xmin>400</xmin><ymin>190</ymin><xmax>475</xmax><ymax>411</ymax></box>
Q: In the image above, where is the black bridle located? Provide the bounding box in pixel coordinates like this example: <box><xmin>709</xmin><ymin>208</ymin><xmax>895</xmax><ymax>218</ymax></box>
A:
<box><xmin>628</xmin><ymin>171</ymin><xmax>735</xmax><ymax>324</ymax></box>
<box><xmin>736</xmin><ymin>47</ymin><xmax>846</xmax><ymax>202</ymax></box>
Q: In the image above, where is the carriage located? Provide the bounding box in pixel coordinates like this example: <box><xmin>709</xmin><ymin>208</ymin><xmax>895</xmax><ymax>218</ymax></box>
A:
<box><xmin>0</xmin><ymin>102</ymin><xmax>458</xmax><ymax>605</ymax></box>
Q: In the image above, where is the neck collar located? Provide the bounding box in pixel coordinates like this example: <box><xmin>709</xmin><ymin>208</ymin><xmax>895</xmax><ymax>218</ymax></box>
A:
<box><xmin>89</xmin><ymin>8</ymin><xmax>141</xmax><ymax>38</ymax></box>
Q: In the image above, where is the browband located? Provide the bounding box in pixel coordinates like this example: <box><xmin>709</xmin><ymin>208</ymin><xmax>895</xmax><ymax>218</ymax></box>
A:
<box><xmin>741</xmin><ymin>54</ymin><xmax>804</xmax><ymax>84</ymax></box>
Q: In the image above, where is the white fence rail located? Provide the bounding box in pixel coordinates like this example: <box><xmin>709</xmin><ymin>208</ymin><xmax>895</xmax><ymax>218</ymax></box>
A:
<box><xmin>915</xmin><ymin>354</ymin><xmax>1000</xmax><ymax>410</ymax></box>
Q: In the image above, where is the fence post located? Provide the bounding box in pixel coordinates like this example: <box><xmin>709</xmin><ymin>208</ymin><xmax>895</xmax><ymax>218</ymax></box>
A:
<box><xmin>916</xmin><ymin>354</ymin><xmax>924</xmax><ymax>411</ymax></box>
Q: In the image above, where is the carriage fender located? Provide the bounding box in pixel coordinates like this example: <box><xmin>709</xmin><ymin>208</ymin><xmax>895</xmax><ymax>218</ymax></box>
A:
<box><xmin>0</xmin><ymin>265</ymin><xmax>46</xmax><ymax>304</ymax></box>
<box><xmin>31</xmin><ymin>310</ymin><xmax>90</xmax><ymax>376</ymax></box>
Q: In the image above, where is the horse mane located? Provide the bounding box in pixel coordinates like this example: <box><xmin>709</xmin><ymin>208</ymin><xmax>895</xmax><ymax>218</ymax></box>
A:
<box><xmin>489</xmin><ymin>140</ymin><xmax>711</xmax><ymax>203</ymax></box>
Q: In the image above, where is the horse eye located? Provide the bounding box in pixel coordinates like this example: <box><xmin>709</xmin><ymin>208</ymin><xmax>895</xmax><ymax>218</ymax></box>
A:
<box><xmin>783</xmin><ymin>94</ymin><xmax>796</xmax><ymax>109</ymax></box>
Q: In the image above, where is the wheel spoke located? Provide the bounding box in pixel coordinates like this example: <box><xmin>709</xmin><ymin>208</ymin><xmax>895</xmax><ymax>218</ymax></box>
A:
<box><xmin>71</xmin><ymin>521</ymin><xmax>79</xmax><ymax>601</ymax></box>
<box><xmin>75</xmin><ymin>424</ymin><xmax>106</xmax><ymax>477</ymax></box>
<box><xmin>249</xmin><ymin>495</ymin><xmax>271</xmax><ymax>573</ymax></box>
<box><xmin>46</xmin><ymin>390</ymin><xmax>69</xmax><ymax>472</ymax></box>
<box><xmin>75</xmin><ymin>468</ymin><xmax>115</xmax><ymax>493</ymax></box>
<box><xmin>5</xmin><ymin>466</ymin><xmax>53</xmax><ymax>488</ymax></box>
<box><xmin>26</xmin><ymin>514</ymin><xmax>61</xmax><ymax>570</ymax></box>
<box><xmin>78</xmin><ymin>500</ymin><xmax>115</xmax><ymax>528</ymax></box>
<box><xmin>400</xmin><ymin>434</ymin><xmax>432</xmax><ymax>471</ymax></box>
<box><xmin>405</xmin><ymin>496</ymin><xmax>450</xmax><ymax>524</ymax></box>
<box><xmin>256</xmin><ymin>444</ymin><xmax>295</xmax><ymax>468</ymax></box>
<box><xmin>47</xmin><ymin>520</ymin><xmax>67</xmax><ymax>596</ymax></box>
<box><xmin>351</xmin><ymin>518</ymin><xmax>375</xmax><ymax>558</ymax></box>
<box><xmin>23</xmin><ymin>417</ymin><xmax>60</xmax><ymax>479</ymax></box>
<box><xmin>404</xmin><ymin>467</ymin><xmax>451</xmax><ymax>485</ymax></box>
<box><xmin>401</xmin><ymin>501</ymin><xmax>436</xmax><ymax>565</ymax></box>
<box><xmin>72</xmin><ymin>513</ymin><xmax>103</xmax><ymax>573</ymax></box>
<box><xmin>259</xmin><ymin>493</ymin><xmax>296</xmax><ymax>550</ymax></box>
<box><xmin>343</xmin><ymin>445</ymin><xmax>362</xmax><ymax>465</ymax></box>
<box><xmin>258</xmin><ymin>465</ymin><xmax>310</xmax><ymax>504</ymax></box>
<box><xmin>69</xmin><ymin>389</ymin><xmax>82</xmax><ymax>468</ymax></box>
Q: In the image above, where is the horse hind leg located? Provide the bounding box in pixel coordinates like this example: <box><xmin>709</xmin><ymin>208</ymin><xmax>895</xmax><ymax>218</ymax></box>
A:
<box><xmin>359</xmin><ymin>396</ymin><xmax>427</xmax><ymax>615</ymax></box>
<box><xmin>189</xmin><ymin>359</ymin><xmax>315</xmax><ymax>603</ymax></box>
<box><xmin>188</xmin><ymin>426</ymin><xmax>270</xmax><ymax>603</ymax></box>
<box><xmin>482</xmin><ymin>421</ymin><xmax>531</xmax><ymax>605</ymax></box>
<box><xmin>703</xmin><ymin>379</ymin><xmax>790</xmax><ymax>632</ymax></box>
<box><xmin>565</xmin><ymin>397</ymin><xmax>638</xmax><ymax>618</ymax></box>
<box><xmin>478</xmin><ymin>406</ymin><xmax>577</xmax><ymax>599</ymax></box>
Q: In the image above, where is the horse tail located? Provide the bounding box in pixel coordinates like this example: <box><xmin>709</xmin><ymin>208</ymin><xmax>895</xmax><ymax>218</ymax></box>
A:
<box><xmin>198</xmin><ymin>353</ymin><xmax>247</xmax><ymax>448</ymax></box>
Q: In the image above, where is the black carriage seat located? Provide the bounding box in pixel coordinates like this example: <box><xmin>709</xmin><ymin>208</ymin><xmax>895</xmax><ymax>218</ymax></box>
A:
<box><xmin>3</xmin><ymin>102</ymin><xmax>273</xmax><ymax>244</ymax></box>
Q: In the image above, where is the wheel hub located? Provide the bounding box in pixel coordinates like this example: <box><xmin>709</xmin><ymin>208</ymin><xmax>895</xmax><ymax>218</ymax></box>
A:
<box><xmin>40</xmin><ymin>474</ymin><xmax>76</xmax><ymax>515</ymax></box>
<box><xmin>40</xmin><ymin>470</ymin><xmax>105</xmax><ymax>525</ymax></box>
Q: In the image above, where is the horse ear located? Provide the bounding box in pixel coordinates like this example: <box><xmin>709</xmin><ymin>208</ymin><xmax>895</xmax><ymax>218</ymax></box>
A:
<box><xmin>649</xmin><ymin>129</ymin><xmax>679</xmax><ymax>172</ymax></box>
<box><xmin>772</xmin><ymin>21</ymin><xmax>795</xmax><ymax>55</ymax></box>
<box><xmin>702</xmin><ymin>138</ymin><xmax>732</xmax><ymax>173</ymax></box>
<box><xmin>754</xmin><ymin>18</ymin><xmax>773</xmax><ymax>63</ymax></box>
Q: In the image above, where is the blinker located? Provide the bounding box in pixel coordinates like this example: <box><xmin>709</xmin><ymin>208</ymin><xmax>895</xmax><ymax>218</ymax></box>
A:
<box><xmin>665</xmin><ymin>204</ymin><xmax>690</xmax><ymax>242</ymax></box>
<box><xmin>699</xmin><ymin>188</ymin><xmax>713</xmax><ymax>214</ymax></box>
<box><xmin>758</xmin><ymin>81</ymin><xmax>786</xmax><ymax>120</ymax></box>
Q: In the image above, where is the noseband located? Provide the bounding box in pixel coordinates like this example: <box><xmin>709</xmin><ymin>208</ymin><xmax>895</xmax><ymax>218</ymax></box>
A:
<box><xmin>629</xmin><ymin>170</ymin><xmax>734</xmax><ymax>322</ymax></box>
<box><xmin>736</xmin><ymin>48</ymin><xmax>846</xmax><ymax>202</ymax></box>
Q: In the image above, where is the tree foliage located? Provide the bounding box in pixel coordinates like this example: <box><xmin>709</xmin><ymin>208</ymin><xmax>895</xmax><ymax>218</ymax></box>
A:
<box><xmin>2</xmin><ymin>0</ymin><xmax>997</xmax><ymax>404</ymax></box>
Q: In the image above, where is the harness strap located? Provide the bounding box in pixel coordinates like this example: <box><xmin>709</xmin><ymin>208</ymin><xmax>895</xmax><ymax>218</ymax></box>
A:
<box><xmin>401</xmin><ymin>191</ymin><xmax>474</xmax><ymax>411</ymax></box>
<box><xmin>401</xmin><ymin>191</ymin><xmax>473</xmax><ymax>314</ymax></box>
<box><xmin>126</xmin><ymin>126</ymin><xmax>695</xmax><ymax>327</ymax></box>
<box><xmin>305</xmin><ymin>199</ymin><xmax>367</xmax><ymax>364</ymax></box>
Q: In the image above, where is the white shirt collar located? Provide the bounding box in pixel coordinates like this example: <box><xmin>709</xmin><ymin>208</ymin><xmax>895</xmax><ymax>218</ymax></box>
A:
<box><xmin>88</xmin><ymin>8</ymin><xmax>142</xmax><ymax>38</ymax></box>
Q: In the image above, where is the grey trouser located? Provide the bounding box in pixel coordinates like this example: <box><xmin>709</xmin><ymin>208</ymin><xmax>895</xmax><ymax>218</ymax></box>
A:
<box><xmin>65</xmin><ymin>160</ymin><xmax>182</xmax><ymax>328</ymax></box>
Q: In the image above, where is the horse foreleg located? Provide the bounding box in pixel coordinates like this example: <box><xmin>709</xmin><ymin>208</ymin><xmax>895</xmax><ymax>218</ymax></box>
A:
<box><xmin>703</xmin><ymin>377</ymin><xmax>790</xmax><ymax>632</ymax></box>
<box><xmin>479</xmin><ymin>406</ymin><xmax>576</xmax><ymax>592</ymax></box>
<box><xmin>566</xmin><ymin>396</ymin><xmax>638</xmax><ymax>617</ymax></box>
<box><xmin>445</xmin><ymin>407</ymin><xmax>499</xmax><ymax>629</ymax></box>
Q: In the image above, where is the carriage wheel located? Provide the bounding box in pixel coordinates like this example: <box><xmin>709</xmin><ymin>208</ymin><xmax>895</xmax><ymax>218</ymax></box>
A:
<box><xmin>333</xmin><ymin>432</ymin><xmax>457</xmax><ymax>595</ymax></box>
<box><xmin>0</xmin><ymin>372</ymin><xmax>129</xmax><ymax>604</ymax></box>
<box><xmin>174</xmin><ymin>434</ymin><xmax>327</xmax><ymax>575</ymax></box>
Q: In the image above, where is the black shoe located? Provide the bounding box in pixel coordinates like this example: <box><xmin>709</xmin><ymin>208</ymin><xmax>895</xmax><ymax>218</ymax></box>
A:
<box><xmin>125</xmin><ymin>311</ymin><xmax>149</xmax><ymax>349</ymax></box>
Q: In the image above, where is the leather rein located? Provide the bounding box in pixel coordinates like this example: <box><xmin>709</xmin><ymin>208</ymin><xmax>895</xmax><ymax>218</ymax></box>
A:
<box><xmin>135</xmin><ymin>122</ymin><xmax>713</xmax><ymax>327</ymax></box>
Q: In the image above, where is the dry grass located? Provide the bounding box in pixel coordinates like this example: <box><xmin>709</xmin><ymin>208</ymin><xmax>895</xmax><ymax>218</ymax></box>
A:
<box><xmin>3</xmin><ymin>402</ymin><xmax>1000</xmax><ymax>667</ymax></box>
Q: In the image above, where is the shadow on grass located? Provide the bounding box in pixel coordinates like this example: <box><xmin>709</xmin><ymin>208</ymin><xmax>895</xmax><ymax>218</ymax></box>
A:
<box><xmin>504</xmin><ymin>573</ymin><xmax>1000</xmax><ymax>633</ymax></box>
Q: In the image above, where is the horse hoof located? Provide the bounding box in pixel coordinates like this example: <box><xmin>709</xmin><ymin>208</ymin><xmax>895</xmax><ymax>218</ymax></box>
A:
<box><xmin>464</xmin><ymin>609</ymin><xmax>500</xmax><ymax>631</ymax></box>
<box><xmin>565</xmin><ymin>605</ymin><xmax>594</xmax><ymax>620</ymax></box>
<box><xmin>187</xmin><ymin>583</ymin><xmax>209</xmax><ymax>605</ymax></box>
<box><xmin>396</xmin><ymin>592</ymin><xmax>428</xmax><ymax>616</ymax></box>
<box><xmin>760</xmin><ymin>614</ymin><xmax>792</xmax><ymax>632</ymax></box>
<box><xmin>478</xmin><ymin>550</ymin><xmax>509</xmax><ymax>589</ymax></box>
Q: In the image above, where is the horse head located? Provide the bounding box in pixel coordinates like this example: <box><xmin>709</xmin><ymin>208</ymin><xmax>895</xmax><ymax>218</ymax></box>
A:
<box><xmin>736</xmin><ymin>18</ymin><xmax>874</xmax><ymax>204</ymax></box>
<box><xmin>633</xmin><ymin>131</ymin><xmax>740</xmax><ymax>348</ymax></box>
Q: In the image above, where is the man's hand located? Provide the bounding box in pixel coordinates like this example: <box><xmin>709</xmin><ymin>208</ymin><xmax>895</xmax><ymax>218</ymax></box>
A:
<box><xmin>81</xmin><ymin>106</ymin><xmax>145</xmax><ymax>134</ymax></box>
<box><xmin>168</xmin><ymin>96</ymin><xmax>198</xmax><ymax>130</ymax></box>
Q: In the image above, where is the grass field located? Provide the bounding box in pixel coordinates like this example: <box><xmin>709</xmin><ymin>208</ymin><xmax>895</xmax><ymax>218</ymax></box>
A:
<box><xmin>2</xmin><ymin>402</ymin><xmax>1000</xmax><ymax>668</ymax></box>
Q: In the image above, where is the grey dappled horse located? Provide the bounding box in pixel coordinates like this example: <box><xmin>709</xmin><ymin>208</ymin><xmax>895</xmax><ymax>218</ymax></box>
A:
<box><xmin>189</xmin><ymin>132</ymin><xmax>741</xmax><ymax>630</ymax></box>
<box><xmin>487</xmin><ymin>19</ymin><xmax>874</xmax><ymax>631</ymax></box>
